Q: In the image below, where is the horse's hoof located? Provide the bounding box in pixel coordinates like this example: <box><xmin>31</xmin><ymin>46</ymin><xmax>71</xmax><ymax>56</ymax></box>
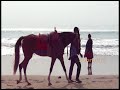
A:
<box><xmin>48</xmin><ymin>83</ymin><xmax>52</xmax><ymax>86</ymax></box>
<box><xmin>17</xmin><ymin>80</ymin><xmax>20</xmax><ymax>84</ymax></box>
<box><xmin>27</xmin><ymin>82</ymin><xmax>31</xmax><ymax>86</ymax></box>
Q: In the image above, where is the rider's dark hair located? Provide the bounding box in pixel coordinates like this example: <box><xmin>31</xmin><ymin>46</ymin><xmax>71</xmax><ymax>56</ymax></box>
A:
<box><xmin>74</xmin><ymin>27</ymin><xmax>80</xmax><ymax>35</ymax></box>
<box><xmin>74</xmin><ymin>27</ymin><xmax>80</xmax><ymax>40</ymax></box>
<box><xmin>88</xmin><ymin>34</ymin><xmax>91</xmax><ymax>38</ymax></box>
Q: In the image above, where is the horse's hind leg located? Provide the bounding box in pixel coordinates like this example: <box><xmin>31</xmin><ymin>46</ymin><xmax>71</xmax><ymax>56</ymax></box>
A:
<box><xmin>23</xmin><ymin>55</ymin><xmax>32</xmax><ymax>85</ymax></box>
<box><xmin>17</xmin><ymin>61</ymin><xmax>24</xmax><ymax>84</ymax></box>
<box><xmin>17</xmin><ymin>55</ymin><xmax>31</xmax><ymax>84</ymax></box>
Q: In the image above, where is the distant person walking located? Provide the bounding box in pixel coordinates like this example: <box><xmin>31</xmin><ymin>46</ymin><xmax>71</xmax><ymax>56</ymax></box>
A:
<box><xmin>68</xmin><ymin>27</ymin><xmax>83</xmax><ymax>83</ymax></box>
<box><xmin>84</xmin><ymin>34</ymin><xmax>93</xmax><ymax>70</ymax></box>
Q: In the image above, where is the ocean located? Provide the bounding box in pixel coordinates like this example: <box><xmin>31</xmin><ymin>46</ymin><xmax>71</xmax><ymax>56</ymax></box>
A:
<box><xmin>1</xmin><ymin>28</ymin><xmax>119</xmax><ymax>56</ymax></box>
<box><xmin>1</xmin><ymin>28</ymin><xmax>119</xmax><ymax>75</ymax></box>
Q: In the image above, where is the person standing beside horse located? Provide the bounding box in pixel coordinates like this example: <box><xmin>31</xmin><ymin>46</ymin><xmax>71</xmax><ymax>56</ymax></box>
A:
<box><xmin>13</xmin><ymin>28</ymin><xmax>79</xmax><ymax>86</ymax></box>
<box><xmin>84</xmin><ymin>34</ymin><xmax>93</xmax><ymax>75</ymax></box>
<box><xmin>68</xmin><ymin>27</ymin><xmax>83</xmax><ymax>83</ymax></box>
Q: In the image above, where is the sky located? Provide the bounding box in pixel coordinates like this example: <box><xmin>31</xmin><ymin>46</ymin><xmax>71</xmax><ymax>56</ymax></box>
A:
<box><xmin>2</xmin><ymin>1</ymin><xmax>119</xmax><ymax>30</ymax></box>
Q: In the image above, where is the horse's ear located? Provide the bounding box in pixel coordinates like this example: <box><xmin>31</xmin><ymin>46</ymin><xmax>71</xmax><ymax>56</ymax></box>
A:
<box><xmin>54</xmin><ymin>27</ymin><xmax>57</xmax><ymax>33</ymax></box>
<box><xmin>55</xmin><ymin>30</ymin><xmax>57</xmax><ymax>32</ymax></box>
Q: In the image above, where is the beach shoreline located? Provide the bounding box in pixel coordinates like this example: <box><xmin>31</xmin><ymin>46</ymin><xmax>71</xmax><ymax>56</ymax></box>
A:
<box><xmin>2</xmin><ymin>54</ymin><xmax>119</xmax><ymax>75</ymax></box>
<box><xmin>1</xmin><ymin>54</ymin><xmax>119</xmax><ymax>89</ymax></box>
<box><xmin>1</xmin><ymin>75</ymin><xmax>119</xmax><ymax>89</ymax></box>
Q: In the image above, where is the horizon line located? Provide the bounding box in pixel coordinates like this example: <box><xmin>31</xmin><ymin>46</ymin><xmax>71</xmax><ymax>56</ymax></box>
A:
<box><xmin>1</xmin><ymin>28</ymin><xmax>118</xmax><ymax>32</ymax></box>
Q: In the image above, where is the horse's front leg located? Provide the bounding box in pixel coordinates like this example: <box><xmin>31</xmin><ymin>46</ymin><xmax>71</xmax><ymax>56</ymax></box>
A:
<box><xmin>58</xmin><ymin>56</ymin><xmax>70</xmax><ymax>83</ymax></box>
<box><xmin>48</xmin><ymin>58</ymin><xmax>56</xmax><ymax>86</ymax></box>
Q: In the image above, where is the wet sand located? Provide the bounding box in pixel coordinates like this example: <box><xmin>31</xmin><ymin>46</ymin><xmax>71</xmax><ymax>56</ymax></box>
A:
<box><xmin>1</xmin><ymin>54</ymin><xmax>119</xmax><ymax>75</ymax></box>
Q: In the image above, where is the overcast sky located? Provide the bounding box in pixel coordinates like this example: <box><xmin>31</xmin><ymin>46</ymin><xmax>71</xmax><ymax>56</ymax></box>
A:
<box><xmin>2</xmin><ymin>1</ymin><xmax>118</xmax><ymax>30</ymax></box>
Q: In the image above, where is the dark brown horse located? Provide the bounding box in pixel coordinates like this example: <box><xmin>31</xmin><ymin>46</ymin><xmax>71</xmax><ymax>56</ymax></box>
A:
<box><xmin>13</xmin><ymin>31</ymin><xmax>78</xmax><ymax>86</ymax></box>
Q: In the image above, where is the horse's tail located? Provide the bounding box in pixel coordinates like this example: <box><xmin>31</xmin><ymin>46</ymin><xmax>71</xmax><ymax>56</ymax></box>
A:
<box><xmin>13</xmin><ymin>36</ymin><xmax>24</xmax><ymax>75</ymax></box>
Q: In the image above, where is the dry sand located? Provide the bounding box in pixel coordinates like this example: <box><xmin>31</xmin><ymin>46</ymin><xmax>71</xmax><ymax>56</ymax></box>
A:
<box><xmin>1</xmin><ymin>54</ymin><xmax>119</xmax><ymax>89</ymax></box>
<box><xmin>1</xmin><ymin>75</ymin><xmax>119</xmax><ymax>89</ymax></box>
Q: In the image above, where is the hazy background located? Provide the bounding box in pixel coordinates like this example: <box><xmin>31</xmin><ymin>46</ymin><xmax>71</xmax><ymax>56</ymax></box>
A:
<box><xmin>1</xmin><ymin>1</ymin><xmax>119</xmax><ymax>76</ymax></box>
<box><xmin>2</xmin><ymin>1</ymin><xmax>118</xmax><ymax>30</ymax></box>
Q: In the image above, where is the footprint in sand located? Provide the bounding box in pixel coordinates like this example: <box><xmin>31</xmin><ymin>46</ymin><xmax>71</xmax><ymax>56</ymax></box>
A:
<box><xmin>86</xmin><ymin>78</ymin><xmax>89</xmax><ymax>79</ymax></box>
<box><xmin>1</xmin><ymin>80</ymin><xmax>5</xmax><ymax>83</ymax></box>
<box><xmin>16</xmin><ymin>86</ymin><xmax>34</xmax><ymax>89</ymax></box>
<box><xmin>56</xmin><ymin>81</ymin><xmax>60</xmax><ymax>83</ymax></box>
<box><xmin>92</xmin><ymin>80</ymin><xmax>113</xmax><ymax>83</ymax></box>
<box><xmin>33</xmin><ymin>80</ymin><xmax>44</xmax><ymax>83</ymax></box>
<box><xmin>96</xmin><ymin>77</ymin><xmax>105</xmax><ymax>79</ymax></box>
<box><xmin>23</xmin><ymin>86</ymin><xmax>34</xmax><ymax>89</ymax></box>
<box><xmin>8</xmin><ymin>79</ymin><xmax>13</xmax><ymax>81</ymax></box>
<box><xmin>109</xmin><ymin>80</ymin><xmax>113</xmax><ymax>82</ymax></box>
<box><xmin>33</xmin><ymin>80</ymin><xmax>39</xmax><ymax>82</ymax></box>
<box><xmin>37</xmin><ymin>81</ymin><xmax>44</xmax><ymax>83</ymax></box>
<box><xmin>6</xmin><ymin>84</ymin><xmax>13</xmax><ymax>86</ymax></box>
<box><xmin>92</xmin><ymin>81</ymin><xmax>96</xmax><ymax>82</ymax></box>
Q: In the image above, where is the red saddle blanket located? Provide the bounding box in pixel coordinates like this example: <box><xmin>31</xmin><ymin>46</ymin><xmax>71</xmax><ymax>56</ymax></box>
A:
<box><xmin>36</xmin><ymin>42</ymin><xmax>48</xmax><ymax>50</ymax></box>
<box><xmin>35</xmin><ymin>31</ymin><xmax>64</xmax><ymax>57</ymax></box>
<box><xmin>36</xmin><ymin>34</ymin><xmax>48</xmax><ymax>50</ymax></box>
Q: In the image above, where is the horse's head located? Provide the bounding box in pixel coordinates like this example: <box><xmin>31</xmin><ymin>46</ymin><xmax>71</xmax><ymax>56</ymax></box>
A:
<box><xmin>58</xmin><ymin>32</ymin><xmax>78</xmax><ymax>48</ymax></box>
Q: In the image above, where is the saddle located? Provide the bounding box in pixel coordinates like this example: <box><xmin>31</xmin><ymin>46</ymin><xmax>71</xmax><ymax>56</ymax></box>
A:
<box><xmin>37</xmin><ymin>30</ymin><xmax>59</xmax><ymax>47</ymax></box>
<box><xmin>35</xmin><ymin>30</ymin><xmax>63</xmax><ymax>57</ymax></box>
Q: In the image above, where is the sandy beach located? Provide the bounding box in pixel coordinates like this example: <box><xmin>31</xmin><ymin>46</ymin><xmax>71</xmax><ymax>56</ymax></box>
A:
<box><xmin>1</xmin><ymin>75</ymin><xmax>119</xmax><ymax>89</ymax></box>
<box><xmin>1</xmin><ymin>54</ymin><xmax>119</xmax><ymax>89</ymax></box>
<box><xmin>1</xmin><ymin>54</ymin><xmax>119</xmax><ymax>75</ymax></box>
<box><xmin>2</xmin><ymin>1</ymin><xmax>119</xmax><ymax>89</ymax></box>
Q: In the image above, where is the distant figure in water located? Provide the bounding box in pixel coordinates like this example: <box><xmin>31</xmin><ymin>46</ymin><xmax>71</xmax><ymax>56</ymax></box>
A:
<box><xmin>84</xmin><ymin>34</ymin><xmax>93</xmax><ymax>75</ymax></box>
<box><xmin>68</xmin><ymin>27</ymin><xmax>83</xmax><ymax>83</ymax></box>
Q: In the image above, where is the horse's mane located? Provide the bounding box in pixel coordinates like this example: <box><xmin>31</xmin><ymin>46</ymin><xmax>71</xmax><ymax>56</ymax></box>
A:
<box><xmin>58</xmin><ymin>32</ymin><xmax>76</xmax><ymax>48</ymax></box>
<box><xmin>58</xmin><ymin>32</ymin><xmax>74</xmax><ymax>37</ymax></box>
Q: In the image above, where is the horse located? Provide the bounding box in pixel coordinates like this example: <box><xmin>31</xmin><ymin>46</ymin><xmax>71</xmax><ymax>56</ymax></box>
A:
<box><xmin>13</xmin><ymin>31</ymin><xmax>78</xmax><ymax>86</ymax></box>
